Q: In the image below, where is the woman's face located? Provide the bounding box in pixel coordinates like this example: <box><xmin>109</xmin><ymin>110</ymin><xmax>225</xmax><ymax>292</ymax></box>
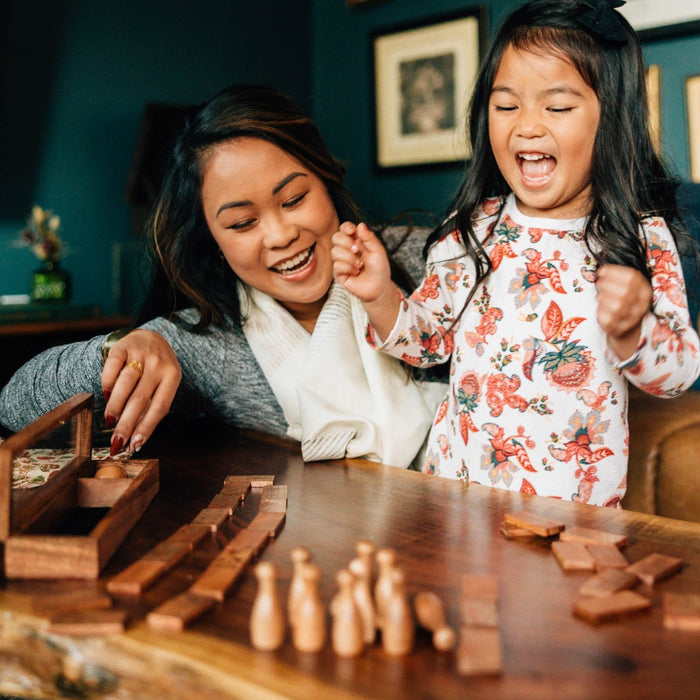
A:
<box><xmin>201</xmin><ymin>137</ymin><xmax>339</xmax><ymax>326</ymax></box>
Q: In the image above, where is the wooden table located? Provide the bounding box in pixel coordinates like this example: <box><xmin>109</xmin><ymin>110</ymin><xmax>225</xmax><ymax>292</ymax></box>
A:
<box><xmin>1</xmin><ymin>418</ymin><xmax>699</xmax><ymax>699</ymax></box>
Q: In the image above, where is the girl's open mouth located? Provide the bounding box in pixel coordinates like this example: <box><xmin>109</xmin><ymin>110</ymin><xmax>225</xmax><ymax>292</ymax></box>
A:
<box><xmin>518</xmin><ymin>152</ymin><xmax>556</xmax><ymax>185</ymax></box>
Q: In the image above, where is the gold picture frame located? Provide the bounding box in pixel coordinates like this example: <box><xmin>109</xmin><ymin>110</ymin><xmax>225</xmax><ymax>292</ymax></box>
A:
<box><xmin>687</xmin><ymin>75</ymin><xmax>700</xmax><ymax>183</ymax></box>
<box><xmin>373</xmin><ymin>9</ymin><xmax>485</xmax><ymax>169</ymax></box>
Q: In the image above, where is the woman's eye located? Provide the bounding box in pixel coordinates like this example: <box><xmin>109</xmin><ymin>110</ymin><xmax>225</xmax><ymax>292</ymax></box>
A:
<box><xmin>282</xmin><ymin>192</ymin><xmax>308</xmax><ymax>208</ymax></box>
<box><xmin>228</xmin><ymin>219</ymin><xmax>256</xmax><ymax>231</ymax></box>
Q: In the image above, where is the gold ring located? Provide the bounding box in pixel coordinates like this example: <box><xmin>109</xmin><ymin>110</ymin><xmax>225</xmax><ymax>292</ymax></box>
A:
<box><xmin>127</xmin><ymin>360</ymin><xmax>143</xmax><ymax>375</ymax></box>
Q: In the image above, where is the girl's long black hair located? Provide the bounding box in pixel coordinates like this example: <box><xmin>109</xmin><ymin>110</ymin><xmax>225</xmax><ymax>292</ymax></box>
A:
<box><xmin>427</xmin><ymin>0</ymin><xmax>690</xmax><ymax>301</ymax></box>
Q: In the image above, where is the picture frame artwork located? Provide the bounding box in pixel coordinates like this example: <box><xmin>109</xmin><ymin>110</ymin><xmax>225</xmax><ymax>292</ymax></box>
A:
<box><xmin>687</xmin><ymin>75</ymin><xmax>700</xmax><ymax>183</ymax></box>
<box><xmin>373</xmin><ymin>12</ymin><xmax>481</xmax><ymax>168</ymax></box>
<box><xmin>619</xmin><ymin>0</ymin><xmax>700</xmax><ymax>38</ymax></box>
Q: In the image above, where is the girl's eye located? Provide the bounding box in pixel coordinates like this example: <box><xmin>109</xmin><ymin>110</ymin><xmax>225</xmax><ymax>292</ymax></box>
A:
<box><xmin>493</xmin><ymin>105</ymin><xmax>517</xmax><ymax>112</ymax></box>
<box><xmin>549</xmin><ymin>107</ymin><xmax>573</xmax><ymax>113</ymax></box>
<box><xmin>283</xmin><ymin>192</ymin><xmax>308</xmax><ymax>208</ymax></box>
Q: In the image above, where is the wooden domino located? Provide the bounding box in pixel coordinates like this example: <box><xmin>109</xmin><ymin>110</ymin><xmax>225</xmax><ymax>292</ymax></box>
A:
<box><xmin>31</xmin><ymin>589</ymin><xmax>112</xmax><ymax>618</ymax></box>
<box><xmin>259</xmin><ymin>485</ymin><xmax>288</xmax><ymax>514</ymax></box>
<box><xmin>499</xmin><ymin>520</ymin><xmax>536</xmax><ymax>542</ymax></box>
<box><xmin>663</xmin><ymin>592</ymin><xmax>700</xmax><ymax>632</ymax></box>
<box><xmin>586</xmin><ymin>543</ymin><xmax>628</xmax><ymax>571</ymax></box>
<box><xmin>626</xmin><ymin>553</ymin><xmax>683</xmax><ymax>586</ymax></box>
<box><xmin>191</xmin><ymin>507</ymin><xmax>231</xmax><ymax>532</ymax></box>
<box><xmin>457</xmin><ymin>626</ymin><xmax>502</xmax><ymax>675</ymax></box>
<box><xmin>248</xmin><ymin>511</ymin><xmax>286</xmax><ymax>538</ymax></box>
<box><xmin>189</xmin><ymin>546</ymin><xmax>255</xmax><ymax>601</ymax></box>
<box><xmin>47</xmin><ymin>609</ymin><xmax>128</xmax><ymax>636</ymax></box>
<box><xmin>504</xmin><ymin>511</ymin><xmax>565</xmax><ymax>537</ymax></box>
<box><xmin>573</xmin><ymin>590</ymin><xmax>651</xmax><ymax>624</ymax></box>
<box><xmin>207</xmin><ymin>492</ymin><xmax>243</xmax><ymax>515</ymax></box>
<box><xmin>579</xmin><ymin>568</ymin><xmax>639</xmax><ymax>598</ymax></box>
<box><xmin>146</xmin><ymin>591</ymin><xmax>216</xmax><ymax>632</ymax></box>
<box><xmin>559</xmin><ymin>525</ymin><xmax>627</xmax><ymax>549</ymax></box>
<box><xmin>551</xmin><ymin>541</ymin><xmax>596</xmax><ymax>572</ymax></box>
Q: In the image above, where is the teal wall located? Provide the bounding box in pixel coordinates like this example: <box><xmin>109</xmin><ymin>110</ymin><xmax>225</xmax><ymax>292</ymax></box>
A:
<box><xmin>0</xmin><ymin>0</ymin><xmax>311</xmax><ymax>313</ymax></box>
<box><xmin>312</xmin><ymin>0</ymin><xmax>700</xmax><ymax>224</ymax></box>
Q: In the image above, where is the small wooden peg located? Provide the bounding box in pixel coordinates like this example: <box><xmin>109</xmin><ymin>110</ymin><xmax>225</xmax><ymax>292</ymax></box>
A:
<box><xmin>348</xmin><ymin>556</ymin><xmax>376</xmax><ymax>645</ymax></box>
<box><xmin>381</xmin><ymin>569</ymin><xmax>414</xmax><ymax>656</ymax></box>
<box><xmin>288</xmin><ymin>545</ymin><xmax>312</xmax><ymax>628</ymax></box>
<box><xmin>292</xmin><ymin>563</ymin><xmax>326</xmax><ymax>653</ymax></box>
<box><xmin>250</xmin><ymin>561</ymin><xmax>285</xmax><ymax>651</ymax></box>
<box><xmin>374</xmin><ymin>547</ymin><xmax>396</xmax><ymax>629</ymax></box>
<box><xmin>330</xmin><ymin>569</ymin><xmax>364</xmax><ymax>657</ymax></box>
<box><xmin>414</xmin><ymin>590</ymin><xmax>456</xmax><ymax>652</ymax></box>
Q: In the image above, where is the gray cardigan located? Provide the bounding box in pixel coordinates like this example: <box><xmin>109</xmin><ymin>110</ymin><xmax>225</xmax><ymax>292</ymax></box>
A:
<box><xmin>0</xmin><ymin>226</ymin><xmax>438</xmax><ymax>437</ymax></box>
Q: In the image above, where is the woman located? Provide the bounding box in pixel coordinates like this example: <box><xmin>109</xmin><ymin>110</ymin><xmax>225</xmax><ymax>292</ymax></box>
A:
<box><xmin>0</xmin><ymin>85</ymin><xmax>445</xmax><ymax>468</ymax></box>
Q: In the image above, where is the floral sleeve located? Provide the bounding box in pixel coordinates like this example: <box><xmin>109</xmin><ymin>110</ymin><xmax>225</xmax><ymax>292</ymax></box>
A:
<box><xmin>367</xmin><ymin>229</ymin><xmax>474</xmax><ymax>367</ymax></box>
<box><xmin>609</xmin><ymin>218</ymin><xmax>700</xmax><ymax>396</ymax></box>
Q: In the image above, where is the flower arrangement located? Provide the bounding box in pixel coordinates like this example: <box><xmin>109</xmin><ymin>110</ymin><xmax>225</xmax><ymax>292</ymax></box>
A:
<box><xmin>20</xmin><ymin>205</ymin><xmax>64</xmax><ymax>264</ymax></box>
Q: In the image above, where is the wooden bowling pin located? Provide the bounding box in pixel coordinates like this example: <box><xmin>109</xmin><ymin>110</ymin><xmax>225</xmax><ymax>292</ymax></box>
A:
<box><xmin>374</xmin><ymin>547</ymin><xmax>396</xmax><ymax>629</ymax></box>
<box><xmin>414</xmin><ymin>590</ymin><xmax>456</xmax><ymax>652</ymax></box>
<box><xmin>381</xmin><ymin>568</ymin><xmax>414</xmax><ymax>655</ymax></box>
<box><xmin>292</xmin><ymin>562</ymin><xmax>326</xmax><ymax>653</ymax></box>
<box><xmin>348</xmin><ymin>556</ymin><xmax>376</xmax><ymax>645</ymax></box>
<box><xmin>356</xmin><ymin>540</ymin><xmax>376</xmax><ymax>582</ymax></box>
<box><xmin>250</xmin><ymin>561</ymin><xmax>285</xmax><ymax>651</ymax></box>
<box><xmin>330</xmin><ymin>569</ymin><xmax>364</xmax><ymax>657</ymax></box>
<box><xmin>287</xmin><ymin>545</ymin><xmax>312</xmax><ymax>628</ymax></box>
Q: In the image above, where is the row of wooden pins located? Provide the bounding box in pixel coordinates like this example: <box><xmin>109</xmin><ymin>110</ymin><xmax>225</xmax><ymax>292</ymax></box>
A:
<box><xmin>249</xmin><ymin>540</ymin><xmax>456</xmax><ymax>656</ymax></box>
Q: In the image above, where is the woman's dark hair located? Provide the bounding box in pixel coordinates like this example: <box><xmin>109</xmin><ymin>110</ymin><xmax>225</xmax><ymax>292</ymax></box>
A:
<box><xmin>137</xmin><ymin>84</ymin><xmax>360</xmax><ymax>329</ymax></box>
<box><xmin>427</xmin><ymin>0</ymin><xmax>689</xmax><ymax>303</ymax></box>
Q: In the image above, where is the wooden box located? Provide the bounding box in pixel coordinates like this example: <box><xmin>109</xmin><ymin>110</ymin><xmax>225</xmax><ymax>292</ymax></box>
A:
<box><xmin>0</xmin><ymin>392</ymin><xmax>158</xmax><ymax>579</ymax></box>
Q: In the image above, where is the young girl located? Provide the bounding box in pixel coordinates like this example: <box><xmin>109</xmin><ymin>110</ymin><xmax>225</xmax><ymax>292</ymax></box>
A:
<box><xmin>332</xmin><ymin>0</ymin><xmax>700</xmax><ymax>505</ymax></box>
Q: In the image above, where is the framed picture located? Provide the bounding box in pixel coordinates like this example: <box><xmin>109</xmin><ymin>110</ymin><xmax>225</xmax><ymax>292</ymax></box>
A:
<box><xmin>619</xmin><ymin>0</ymin><xmax>700</xmax><ymax>39</ymax></box>
<box><xmin>645</xmin><ymin>65</ymin><xmax>661</xmax><ymax>155</ymax></box>
<box><xmin>373</xmin><ymin>8</ymin><xmax>485</xmax><ymax>169</ymax></box>
<box><xmin>687</xmin><ymin>75</ymin><xmax>700</xmax><ymax>183</ymax></box>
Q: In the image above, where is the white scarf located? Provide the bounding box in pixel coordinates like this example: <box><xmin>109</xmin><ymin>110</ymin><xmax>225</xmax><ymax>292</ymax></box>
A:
<box><xmin>240</xmin><ymin>282</ymin><xmax>445</xmax><ymax>468</ymax></box>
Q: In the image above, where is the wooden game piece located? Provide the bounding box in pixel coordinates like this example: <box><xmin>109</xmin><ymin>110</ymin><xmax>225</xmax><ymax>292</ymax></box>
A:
<box><xmin>207</xmin><ymin>492</ymin><xmax>243</xmax><ymax>515</ymax></box>
<box><xmin>573</xmin><ymin>590</ymin><xmax>652</xmax><ymax>624</ymax></box>
<box><xmin>249</xmin><ymin>475</ymin><xmax>276</xmax><ymax>488</ymax></box>
<box><xmin>382</xmin><ymin>568</ymin><xmax>414</xmax><ymax>656</ymax></box>
<box><xmin>499</xmin><ymin>520</ymin><xmax>536</xmax><ymax>542</ymax></box>
<box><xmin>221</xmin><ymin>476</ymin><xmax>253</xmax><ymax>498</ymax></box>
<box><xmin>250</xmin><ymin>561</ymin><xmax>285</xmax><ymax>651</ymax></box>
<box><xmin>414</xmin><ymin>590</ymin><xmax>456</xmax><ymax>652</ymax></box>
<box><xmin>586</xmin><ymin>543</ymin><xmax>629</xmax><ymax>570</ymax></box>
<box><xmin>147</xmin><ymin>591</ymin><xmax>216</xmax><ymax>632</ymax></box>
<box><xmin>47</xmin><ymin>609</ymin><xmax>128</xmax><ymax>636</ymax></box>
<box><xmin>248</xmin><ymin>511</ymin><xmax>286</xmax><ymax>538</ymax></box>
<box><xmin>227</xmin><ymin>526</ymin><xmax>270</xmax><ymax>557</ymax></box>
<box><xmin>292</xmin><ymin>562</ymin><xmax>326</xmax><ymax>653</ymax></box>
<box><xmin>663</xmin><ymin>592</ymin><xmax>700</xmax><ymax>632</ymax></box>
<box><xmin>191</xmin><ymin>507</ymin><xmax>230</xmax><ymax>532</ymax></box>
<box><xmin>189</xmin><ymin>546</ymin><xmax>254</xmax><ymax>601</ymax></box>
<box><xmin>579</xmin><ymin>568</ymin><xmax>639</xmax><ymax>598</ymax></box>
<box><xmin>559</xmin><ymin>525</ymin><xmax>627</xmax><ymax>549</ymax></box>
<box><xmin>94</xmin><ymin>463</ymin><xmax>128</xmax><ymax>479</ymax></box>
<box><xmin>504</xmin><ymin>511</ymin><xmax>565</xmax><ymax>537</ymax></box>
<box><xmin>457</xmin><ymin>626</ymin><xmax>502</xmax><ymax>676</ymax></box>
<box><xmin>288</xmin><ymin>546</ymin><xmax>312</xmax><ymax>628</ymax></box>
<box><xmin>356</xmin><ymin>539</ymin><xmax>376</xmax><ymax>579</ymax></box>
<box><xmin>348</xmin><ymin>556</ymin><xmax>376</xmax><ymax>645</ymax></box>
<box><xmin>259</xmin><ymin>485</ymin><xmax>288</xmax><ymax>513</ymax></box>
<box><xmin>31</xmin><ymin>589</ymin><xmax>112</xmax><ymax>618</ymax></box>
<box><xmin>374</xmin><ymin>547</ymin><xmax>396</xmax><ymax>629</ymax></box>
<box><xmin>460</xmin><ymin>574</ymin><xmax>499</xmax><ymax>628</ymax></box>
<box><xmin>551</xmin><ymin>541</ymin><xmax>596</xmax><ymax>572</ymax></box>
<box><xmin>330</xmin><ymin>568</ymin><xmax>364</xmax><ymax>657</ymax></box>
<box><xmin>626</xmin><ymin>553</ymin><xmax>684</xmax><ymax>586</ymax></box>
<box><xmin>167</xmin><ymin>523</ymin><xmax>212</xmax><ymax>548</ymax></box>
<box><xmin>107</xmin><ymin>559</ymin><xmax>168</xmax><ymax>596</ymax></box>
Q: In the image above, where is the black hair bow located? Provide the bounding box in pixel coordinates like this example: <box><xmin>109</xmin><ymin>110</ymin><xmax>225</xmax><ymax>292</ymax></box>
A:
<box><xmin>577</xmin><ymin>0</ymin><xmax>628</xmax><ymax>45</ymax></box>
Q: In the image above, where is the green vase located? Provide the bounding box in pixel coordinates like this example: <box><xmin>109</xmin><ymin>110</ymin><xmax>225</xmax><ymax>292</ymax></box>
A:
<box><xmin>30</xmin><ymin>260</ymin><xmax>71</xmax><ymax>302</ymax></box>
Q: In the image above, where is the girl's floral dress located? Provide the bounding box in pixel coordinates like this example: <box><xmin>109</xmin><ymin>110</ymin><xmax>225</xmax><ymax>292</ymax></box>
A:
<box><xmin>371</xmin><ymin>195</ymin><xmax>700</xmax><ymax>506</ymax></box>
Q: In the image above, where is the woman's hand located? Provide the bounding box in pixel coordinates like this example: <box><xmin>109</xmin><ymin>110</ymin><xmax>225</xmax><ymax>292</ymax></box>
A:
<box><xmin>596</xmin><ymin>264</ymin><xmax>652</xmax><ymax>361</ymax></box>
<box><xmin>331</xmin><ymin>221</ymin><xmax>401</xmax><ymax>340</ymax></box>
<box><xmin>101</xmin><ymin>329</ymin><xmax>182</xmax><ymax>456</ymax></box>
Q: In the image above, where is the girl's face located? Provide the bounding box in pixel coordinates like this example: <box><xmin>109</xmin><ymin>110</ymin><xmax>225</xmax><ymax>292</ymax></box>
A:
<box><xmin>201</xmin><ymin>137</ymin><xmax>339</xmax><ymax>329</ymax></box>
<box><xmin>488</xmin><ymin>44</ymin><xmax>601</xmax><ymax>220</ymax></box>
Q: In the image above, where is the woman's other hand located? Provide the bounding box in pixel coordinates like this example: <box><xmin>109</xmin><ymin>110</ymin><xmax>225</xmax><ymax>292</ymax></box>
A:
<box><xmin>101</xmin><ymin>329</ymin><xmax>182</xmax><ymax>455</ymax></box>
